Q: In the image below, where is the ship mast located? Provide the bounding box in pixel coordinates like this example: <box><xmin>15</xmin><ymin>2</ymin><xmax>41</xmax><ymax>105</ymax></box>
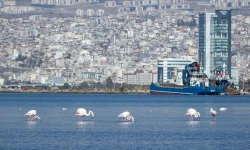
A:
<box><xmin>223</xmin><ymin>63</ymin><xmax>226</xmax><ymax>79</ymax></box>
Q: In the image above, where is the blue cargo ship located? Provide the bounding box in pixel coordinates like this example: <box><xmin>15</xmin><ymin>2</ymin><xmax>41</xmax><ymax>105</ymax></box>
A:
<box><xmin>150</xmin><ymin>82</ymin><xmax>222</xmax><ymax>95</ymax></box>
<box><xmin>150</xmin><ymin>62</ymin><xmax>226</xmax><ymax>95</ymax></box>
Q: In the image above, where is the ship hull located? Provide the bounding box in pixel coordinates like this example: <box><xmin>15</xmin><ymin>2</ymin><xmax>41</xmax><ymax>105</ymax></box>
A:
<box><xmin>150</xmin><ymin>83</ymin><xmax>221</xmax><ymax>95</ymax></box>
<box><xmin>150</xmin><ymin>91</ymin><xmax>194</xmax><ymax>95</ymax></box>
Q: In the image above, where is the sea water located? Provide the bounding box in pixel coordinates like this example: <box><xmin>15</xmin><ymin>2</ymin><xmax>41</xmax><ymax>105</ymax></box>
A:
<box><xmin>0</xmin><ymin>94</ymin><xmax>250</xmax><ymax>150</ymax></box>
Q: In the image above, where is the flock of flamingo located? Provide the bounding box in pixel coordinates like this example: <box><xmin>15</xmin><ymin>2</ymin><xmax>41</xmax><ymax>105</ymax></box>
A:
<box><xmin>185</xmin><ymin>107</ymin><xmax>227</xmax><ymax>121</ymax></box>
<box><xmin>24</xmin><ymin>107</ymin><xmax>227</xmax><ymax>122</ymax></box>
<box><xmin>24</xmin><ymin>108</ymin><xmax>135</xmax><ymax>122</ymax></box>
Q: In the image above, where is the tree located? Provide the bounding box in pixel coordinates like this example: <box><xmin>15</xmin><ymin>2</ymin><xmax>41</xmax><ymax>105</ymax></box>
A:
<box><xmin>79</xmin><ymin>81</ymin><xmax>89</xmax><ymax>89</ymax></box>
<box><xmin>88</xmin><ymin>81</ymin><xmax>96</xmax><ymax>89</ymax></box>
<box><xmin>119</xmin><ymin>86</ymin><xmax>125</xmax><ymax>93</ymax></box>
<box><xmin>114</xmin><ymin>83</ymin><xmax>121</xmax><ymax>90</ymax></box>
<box><xmin>95</xmin><ymin>82</ymin><xmax>102</xmax><ymax>89</ymax></box>
<box><xmin>62</xmin><ymin>83</ymin><xmax>70</xmax><ymax>89</ymax></box>
<box><xmin>106</xmin><ymin>77</ymin><xmax>113</xmax><ymax>89</ymax></box>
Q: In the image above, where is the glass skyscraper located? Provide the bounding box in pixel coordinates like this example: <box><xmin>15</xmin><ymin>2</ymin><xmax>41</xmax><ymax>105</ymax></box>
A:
<box><xmin>199</xmin><ymin>10</ymin><xmax>231</xmax><ymax>78</ymax></box>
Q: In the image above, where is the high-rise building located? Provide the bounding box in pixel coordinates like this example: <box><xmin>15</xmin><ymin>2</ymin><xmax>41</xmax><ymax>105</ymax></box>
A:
<box><xmin>199</xmin><ymin>10</ymin><xmax>231</xmax><ymax>78</ymax></box>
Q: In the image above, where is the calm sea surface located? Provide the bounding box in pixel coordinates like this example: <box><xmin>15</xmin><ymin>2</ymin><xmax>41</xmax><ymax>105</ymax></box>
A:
<box><xmin>0</xmin><ymin>94</ymin><xmax>250</xmax><ymax>150</ymax></box>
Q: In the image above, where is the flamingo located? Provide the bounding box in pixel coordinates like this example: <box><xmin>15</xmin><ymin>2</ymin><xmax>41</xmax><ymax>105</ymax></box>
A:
<box><xmin>220</xmin><ymin>107</ymin><xmax>227</xmax><ymax>111</ymax></box>
<box><xmin>25</xmin><ymin>110</ymin><xmax>41</xmax><ymax>121</ymax></box>
<box><xmin>185</xmin><ymin>108</ymin><xmax>200</xmax><ymax>121</ymax></box>
<box><xmin>76</xmin><ymin>108</ymin><xmax>94</xmax><ymax>121</ymax></box>
<box><xmin>210</xmin><ymin>108</ymin><xmax>217</xmax><ymax>120</ymax></box>
<box><xmin>118</xmin><ymin>111</ymin><xmax>134</xmax><ymax>122</ymax></box>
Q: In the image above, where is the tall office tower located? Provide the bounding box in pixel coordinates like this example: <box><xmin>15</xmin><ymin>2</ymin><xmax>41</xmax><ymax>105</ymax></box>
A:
<box><xmin>199</xmin><ymin>10</ymin><xmax>231</xmax><ymax>78</ymax></box>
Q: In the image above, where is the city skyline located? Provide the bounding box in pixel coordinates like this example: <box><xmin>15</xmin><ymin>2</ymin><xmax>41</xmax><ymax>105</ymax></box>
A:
<box><xmin>0</xmin><ymin>0</ymin><xmax>249</xmax><ymax>92</ymax></box>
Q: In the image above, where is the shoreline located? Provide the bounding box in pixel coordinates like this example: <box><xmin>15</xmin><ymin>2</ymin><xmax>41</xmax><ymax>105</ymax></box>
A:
<box><xmin>0</xmin><ymin>89</ymin><xmax>249</xmax><ymax>95</ymax></box>
<box><xmin>0</xmin><ymin>89</ymin><xmax>150</xmax><ymax>94</ymax></box>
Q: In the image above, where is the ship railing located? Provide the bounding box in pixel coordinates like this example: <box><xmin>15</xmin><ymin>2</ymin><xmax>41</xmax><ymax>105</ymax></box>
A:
<box><xmin>156</xmin><ymin>83</ymin><xmax>186</xmax><ymax>88</ymax></box>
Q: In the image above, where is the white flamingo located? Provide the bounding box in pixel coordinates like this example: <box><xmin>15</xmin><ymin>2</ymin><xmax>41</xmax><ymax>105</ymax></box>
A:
<box><xmin>25</xmin><ymin>110</ymin><xmax>41</xmax><ymax>121</ymax></box>
<box><xmin>210</xmin><ymin>108</ymin><xmax>217</xmax><ymax>120</ymax></box>
<box><xmin>220</xmin><ymin>107</ymin><xmax>227</xmax><ymax>111</ymax></box>
<box><xmin>118</xmin><ymin>111</ymin><xmax>134</xmax><ymax>122</ymax></box>
<box><xmin>185</xmin><ymin>108</ymin><xmax>200</xmax><ymax>121</ymax></box>
<box><xmin>76</xmin><ymin>108</ymin><xmax>94</xmax><ymax>121</ymax></box>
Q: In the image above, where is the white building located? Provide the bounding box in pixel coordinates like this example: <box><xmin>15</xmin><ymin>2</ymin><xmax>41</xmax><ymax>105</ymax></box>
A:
<box><xmin>40</xmin><ymin>76</ymin><xmax>49</xmax><ymax>84</ymax></box>
<box><xmin>135</xmin><ymin>6</ymin><xmax>143</xmax><ymax>13</ymax></box>
<box><xmin>105</xmin><ymin>1</ymin><xmax>116</xmax><ymax>7</ymax></box>
<box><xmin>76</xmin><ymin>9</ymin><xmax>84</xmax><ymax>17</ymax></box>
<box><xmin>124</xmin><ymin>71</ymin><xmax>154</xmax><ymax>85</ymax></box>
<box><xmin>127</xmin><ymin>29</ymin><xmax>134</xmax><ymax>38</ymax></box>
<box><xmin>52</xmin><ymin>77</ymin><xmax>66</xmax><ymax>86</ymax></box>
<box><xmin>4</xmin><ymin>0</ymin><xmax>16</xmax><ymax>6</ymax></box>
<box><xmin>86</xmin><ymin>9</ymin><xmax>94</xmax><ymax>16</ymax></box>
<box><xmin>125</xmin><ymin>74</ymin><xmax>137</xmax><ymax>85</ymax></box>
<box><xmin>32</xmin><ymin>0</ymin><xmax>78</xmax><ymax>5</ymax></box>
<box><xmin>136</xmin><ymin>71</ymin><xmax>153</xmax><ymax>85</ymax></box>
<box><xmin>96</xmin><ymin>9</ymin><xmax>104</xmax><ymax>16</ymax></box>
<box><xmin>0</xmin><ymin>6</ymin><xmax>35</xmax><ymax>14</ymax></box>
<box><xmin>231</xmin><ymin>66</ymin><xmax>239</xmax><ymax>89</ymax></box>
<box><xmin>157</xmin><ymin>57</ymin><xmax>194</xmax><ymax>83</ymax></box>
<box><xmin>118</xmin><ymin>7</ymin><xmax>130</xmax><ymax>13</ymax></box>
<box><xmin>123</xmin><ymin>1</ymin><xmax>131</xmax><ymax>6</ymax></box>
<box><xmin>0</xmin><ymin>77</ymin><xmax>4</xmax><ymax>85</ymax></box>
<box><xmin>146</xmin><ymin>6</ymin><xmax>154</xmax><ymax>11</ymax></box>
